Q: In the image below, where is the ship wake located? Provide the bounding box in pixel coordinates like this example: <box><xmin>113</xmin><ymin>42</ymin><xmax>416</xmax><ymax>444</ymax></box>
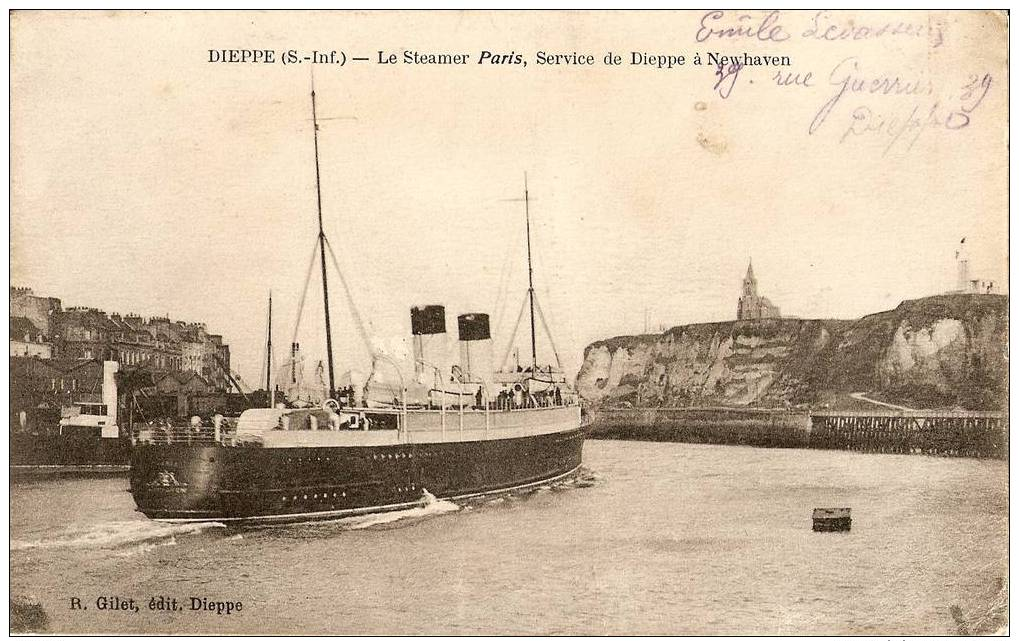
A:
<box><xmin>461</xmin><ymin>466</ymin><xmax>601</xmax><ymax>509</ymax></box>
<box><xmin>11</xmin><ymin>520</ymin><xmax>226</xmax><ymax>552</ymax></box>
<box><xmin>283</xmin><ymin>490</ymin><xmax>461</xmax><ymax>531</ymax></box>
<box><xmin>343</xmin><ymin>492</ymin><xmax>461</xmax><ymax>530</ymax></box>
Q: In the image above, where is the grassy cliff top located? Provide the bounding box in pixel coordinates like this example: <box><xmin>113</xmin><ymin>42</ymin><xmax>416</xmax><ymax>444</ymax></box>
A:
<box><xmin>586</xmin><ymin>294</ymin><xmax>1007</xmax><ymax>356</ymax></box>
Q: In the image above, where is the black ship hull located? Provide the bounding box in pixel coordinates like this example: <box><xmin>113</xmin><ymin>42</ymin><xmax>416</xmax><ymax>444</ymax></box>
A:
<box><xmin>11</xmin><ymin>434</ymin><xmax>131</xmax><ymax>479</ymax></box>
<box><xmin>130</xmin><ymin>427</ymin><xmax>584</xmax><ymax>524</ymax></box>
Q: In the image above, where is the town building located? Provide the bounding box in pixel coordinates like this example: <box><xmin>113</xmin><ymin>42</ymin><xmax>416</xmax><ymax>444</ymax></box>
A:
<box><xmin>10</xmin><ymin>357</ymin><xmax>106</xmax><ymax>432</ymax></box>
<box><xmin>9</xmin><ymin>286</ymin><xmax>232</xmax><ymax>390</ymax></box>
<box><xmin>10</xmin><ymin>287</ymin><xmax>61</xmax><ymax>336</ymax></box>
<box><xmin>10</xmin><ymin>316</ymin><xmax>53</xmax><ymax>358</ymax></box>
<box><xmin>736</xmin><ymin>261</ymin><xmax>781</xmax><ymax>321</ymax></box>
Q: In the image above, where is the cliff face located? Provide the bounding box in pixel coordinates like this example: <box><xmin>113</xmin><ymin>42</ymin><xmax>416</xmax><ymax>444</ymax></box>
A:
<box><xmin>577</xmin><ymin>294</ymin><xmax>1008</xmax><ymax>411</ymax></box>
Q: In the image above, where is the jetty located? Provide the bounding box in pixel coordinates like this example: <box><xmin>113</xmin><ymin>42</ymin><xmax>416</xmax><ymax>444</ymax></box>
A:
<box><xmin>808</xmin><ymin>410</ymin><xmax>1007</xmax><ymax>458</ymax></box>
<box><xmin>585</xmin><ymin>407</ymin><xmax>1007</xmax><ymax>459</ymax></box>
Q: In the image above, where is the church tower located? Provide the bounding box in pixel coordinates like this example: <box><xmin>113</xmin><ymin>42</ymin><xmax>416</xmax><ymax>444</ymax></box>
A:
<box><xmin>737</xmin><ymin>260</ymin><xmax>781</xmax><ymax>321</ymax></box>
<box><xmin>741</xmin><ymin>261</ymin><xmax>758</xmax><ymax>298</ymax></box>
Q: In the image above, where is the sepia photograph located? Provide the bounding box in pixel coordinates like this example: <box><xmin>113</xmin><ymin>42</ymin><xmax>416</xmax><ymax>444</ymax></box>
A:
<box><xmin>8</xmin><ymin>8</ymin><xmax>1009</xmax><ymax>636</ymax></box>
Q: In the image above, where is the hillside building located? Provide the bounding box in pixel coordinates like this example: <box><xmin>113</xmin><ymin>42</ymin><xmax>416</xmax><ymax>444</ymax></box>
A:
<box><xmin>952</xmin><ymin>238</ymin><xmax>996</xmax><ymax>294</ymax></box>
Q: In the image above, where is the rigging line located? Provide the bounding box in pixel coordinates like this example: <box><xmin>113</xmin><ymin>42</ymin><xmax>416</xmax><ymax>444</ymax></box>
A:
<box><xmin>491</xmin><ymin>221</ymin><xmax>522</xmax><ymax>338</ymax></box>
<box><xmin>529</xmin><ymin>217</ymin><xmax>565</xmax><ymax>353</ymax></box>
<box><xmin>533</xmin><ymin>294</ymin><xmax>563</xmax><ymax>370</ymax></box>
<box><xmin>323</xmin><ymin>234</ymin><xmax>376</xmax><ymax>339</ymax></box>
<box><xmin>258</xmin><ymin>340</ymin><xmax>268</xmax><ymax>390</ymax></box>
<box><xmin>498</xmin><ymin>294</ymin><xmax>530</xmax><ymax>372</ymax></box>
<box><xmin>323</xmin><ymin>236</ymin><xmax>377</xmax><ymax>359</ymax></box>
<box><xmin>290</xmin><ymin>236</ymin><xmax>322</xmax><ymax>350</ymax></box>
<box><xmin>491</xmin><ymin>248</ymin><xmax>512</xmax><ymax>338</ymax></box>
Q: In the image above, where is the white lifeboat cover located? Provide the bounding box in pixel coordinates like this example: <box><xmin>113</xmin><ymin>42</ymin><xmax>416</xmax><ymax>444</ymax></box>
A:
<box><xmin>236</xmin><ymin>408</ymin><xmax>286</xmax><ymax>435</ymax></box>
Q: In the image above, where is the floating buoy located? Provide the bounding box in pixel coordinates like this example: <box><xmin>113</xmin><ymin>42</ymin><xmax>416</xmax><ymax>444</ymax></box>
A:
<box><xmin>812</xmin><ymin>507</ymin><xmax>851</xmax><ymax>532</ymax></box>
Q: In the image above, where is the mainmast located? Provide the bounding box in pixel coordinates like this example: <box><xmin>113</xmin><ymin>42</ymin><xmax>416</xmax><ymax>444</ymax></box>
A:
<box><xmin>265</xmin><ymin>292</ymin><xmax>274</xmax><ymax>408</ymax></box>
<box><xmin>311</xmin><ymin>86</ymin><xmax>337</xmax><ymax>399</ymax></box>
<box><xmin>524</xmin><ymin>173</ymin><xmax>537</xmax><ymax>371</ymax></box>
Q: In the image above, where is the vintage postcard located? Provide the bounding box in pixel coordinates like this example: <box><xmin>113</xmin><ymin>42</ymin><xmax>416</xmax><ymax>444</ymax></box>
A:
<box><xmin>8</xmin><ymin>9</ymin><xmax>1008</xmax><ymax>636</ymax></box>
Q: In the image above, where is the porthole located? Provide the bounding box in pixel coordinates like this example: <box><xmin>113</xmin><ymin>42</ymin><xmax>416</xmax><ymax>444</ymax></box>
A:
<box><xmin>303</xmin><ymin>494</ymin><xmax>307</xmax><ymax>499</ymax></box>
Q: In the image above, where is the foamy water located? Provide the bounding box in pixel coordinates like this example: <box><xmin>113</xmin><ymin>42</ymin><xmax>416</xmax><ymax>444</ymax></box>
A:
<box><xmin>10</xmin><ymin>442</ymin><xmax>1007</xmax><ymax>635</ymax></box>
<box><xmin>11</xmin><ymin>521</ymin><xmax>225</xmax><ymax>552</ymax></box>
<box><xmin>269</xmin><ymin>490</ymin><xmax>462</xmax><ymax>531</ymax></box>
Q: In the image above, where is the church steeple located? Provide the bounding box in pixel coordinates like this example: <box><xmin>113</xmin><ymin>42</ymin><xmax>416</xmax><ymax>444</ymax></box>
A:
<box><xmin>737</xmin><ymin>259</ymin><xmax>780</xmax><ymax>321</ymax></box>
<box><xmin>742</xmin><ymin>260</ymin><xmax>757</xmax><ymax>297</ymax></box>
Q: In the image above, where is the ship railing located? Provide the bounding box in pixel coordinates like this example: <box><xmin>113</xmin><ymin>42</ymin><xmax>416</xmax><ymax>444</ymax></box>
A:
<box><xmin>131</xmin><ymin>419</ymin><xmax>241</xmax><ymax>446</ymax></box>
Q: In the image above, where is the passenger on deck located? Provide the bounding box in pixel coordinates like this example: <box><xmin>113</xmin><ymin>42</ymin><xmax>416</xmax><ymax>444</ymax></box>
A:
<box><xmin>514</xmin><ymin>385</ymin><xmax>525</xmax><ymax>409</ymax></box>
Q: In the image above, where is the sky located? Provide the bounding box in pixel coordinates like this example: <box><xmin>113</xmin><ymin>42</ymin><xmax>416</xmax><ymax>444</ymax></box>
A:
<box><xmin>10</xmin><ymin>10</ymin><xmax>1009</xmax><ymax>387</ymax></box>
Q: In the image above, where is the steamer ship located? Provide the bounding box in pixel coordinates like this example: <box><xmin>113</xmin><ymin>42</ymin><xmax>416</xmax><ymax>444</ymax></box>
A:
<box><xmin>129</xmin><ymin>88</ymin><xmax>584</xmax><ymax>524</ymax></box>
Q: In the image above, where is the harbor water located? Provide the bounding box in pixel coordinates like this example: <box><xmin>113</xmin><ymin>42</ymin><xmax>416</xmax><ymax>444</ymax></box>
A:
<box><xmin>10</xmin><ymin>440</ymin><xmax>1008</xmax><ymax>635</ymax></box>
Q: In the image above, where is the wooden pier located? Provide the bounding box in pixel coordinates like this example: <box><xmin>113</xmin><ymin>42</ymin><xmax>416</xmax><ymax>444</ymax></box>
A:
<box><xmin>808</xmin><ymin>410</ymin><xmax>1007</xmax><ymax>459</ymax></box>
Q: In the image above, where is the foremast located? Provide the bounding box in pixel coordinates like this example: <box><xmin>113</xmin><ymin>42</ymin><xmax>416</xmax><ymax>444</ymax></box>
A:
<box><xmin>524</xmin><ymin>174</ymin><xmax>538</xmax><ymax>371</ymax></box>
